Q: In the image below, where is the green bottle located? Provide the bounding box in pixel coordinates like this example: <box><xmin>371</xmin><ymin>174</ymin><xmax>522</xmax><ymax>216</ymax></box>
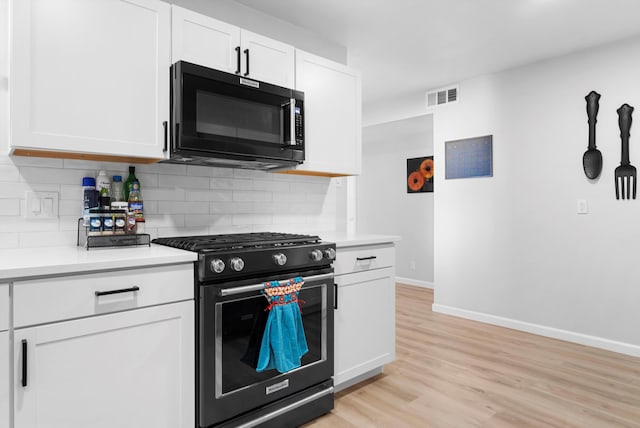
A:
<box><xmin>123</xmin><ymin>166</ymin><xmax>137</xmax><ymax>201</ymax></box>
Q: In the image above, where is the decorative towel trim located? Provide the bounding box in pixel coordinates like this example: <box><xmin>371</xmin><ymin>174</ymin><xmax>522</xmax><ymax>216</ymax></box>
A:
<box><xmin>263</xmin><ymin>277</ymin><xmax>304</xmax><ymax>311</ymax></box>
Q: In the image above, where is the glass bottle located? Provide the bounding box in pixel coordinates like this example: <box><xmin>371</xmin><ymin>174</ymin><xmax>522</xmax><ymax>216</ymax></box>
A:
<box><xmin>127</xmin><ymin>180</ymin><xmax>144</xmax><ymax>222</ymax></box>
<box><xmin>111</xmin><ymin>175</ymin><xmax>124</xmax><ymax>202</ymax></box>
<box><xmin>123</xmin><ymin>166</ymin><xmax>137</xmax><ymax>201</ymax></box>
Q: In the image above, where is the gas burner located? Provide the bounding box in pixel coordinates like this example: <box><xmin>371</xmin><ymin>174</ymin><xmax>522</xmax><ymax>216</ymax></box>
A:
<box><xmin>153</xmin><ymin>232</ymin><xmax>321</xmax><ymax>252</ymax></box>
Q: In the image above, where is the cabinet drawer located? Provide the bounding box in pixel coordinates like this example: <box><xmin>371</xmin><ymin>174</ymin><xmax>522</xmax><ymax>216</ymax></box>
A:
<box><xmin>334</xmin><ymin>244</ymin><xmax>394</xmax><ymax>276</ymax></box>
<box><xmin>14</xmin><ymin>264</ymin><xmax>194</xmax><ymax>328</ymax></box>
<box><xmin>0</xmin><ymin>283</ymin><xmax>8</xmax><ymax>331</ymax></box>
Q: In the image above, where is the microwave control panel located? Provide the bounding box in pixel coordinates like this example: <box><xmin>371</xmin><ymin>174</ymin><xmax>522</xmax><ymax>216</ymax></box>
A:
<box><xmin>295</xmin><ymin>104</ymin><xmax>304</xmax><ymax>146</ymax></box>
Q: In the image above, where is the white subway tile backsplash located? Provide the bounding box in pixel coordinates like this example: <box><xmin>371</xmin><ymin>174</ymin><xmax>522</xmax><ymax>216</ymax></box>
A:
<box><xmin>272</xmin><ymin>192</ymin><xmax>307</xmax><ymax>203</ymax></box>
<box><xmin>211</xmin><ymin>177</ymin><xmax>252</xmax><ymax>190</ymax></box>
<box><xmin>0</xmin><ymin>233</ymin><xmax>19</xmax><ymax>248</ymax></box>
<box><xmin>187</xmin><ymin>165</ymin><xmax>234</xmax><ymax>178</ymax></box>
<box><xmin>159</xmin><ymin>174</ymin><xmax>210</xmax><ymax>189</ymax></box>
<box><xmin>62</xmin><ymin>159</ymin><xmax>127</xmax><ymax>171</ymax></box>
<box><xmin>185</xmin><ymin>214</ymin><xmax>232</xmax><ymax>228</ymax></box>
<box><xmin>141</xmin><ymin>200</ymin><xmax>158</xmax><ymax>215</ymax></box>
<box><xmin>19</xmin><ymin>166</ymin><xmax>80</xmax><ymax>185</ymax></box>
<box><xmin>13</xmin><ymin>156</ymin><xmax>64</xmax><ymax>168</ymax></box>
<box><xmin>233</xmin><ymin>169</ymin><xmax>269</xmax><ymax>180</ymax></box>
<box><xmin>136</xmin><ymin>163</ymin><xmax>188</xmax><ymax>176</ymax></box>
<box><xmin>158</xmin><ymin>201</ymin><xmax>210</xmax><ymax>215</ymax></box>
<box><xmin>145</xmin><ymin>214</ymin><xmax>186</xmax><ymax>229</ymax></box>
<box><xmin>232</xmin><ymin>213</ymin><xmax>272</xmax><ymax>226</ymax></box>
<box><xmin>143</xmin><ymin>187</ymin><xmax>187</xmax><ymax>201</ymax></box>
<box><xmin>19</xmin><ymin>230</ymin><xmax>76</xmax><ymax>247</ymax></box>
<box><xmin>252</xmin><ymin>180</ymin><xmax>289</xmax><ymax>192</ymax></box>
<box><xmin>233</xmin><ymin>190</ymin><xmax>272</xmax><ymax>202</ymax></box>
<box><xmin>0</xmin><ymin>164</ymin><xmax>20</xmax><ymax>182</ymax></box>
<box><xmin>58</xmin><ymin>199</ymin><xmax>81</xmax><ymax>217</ymax></box>
<box><xmin>186</xmin><ymin>189</ymin><xmax>232</xmax><ymax>202</ymax></box>
<box><xmin>135</xmin><ymin>173</ymin><xmax>159</xmax><ymax>188</ymax></box>
<box><xmin>0</xmin><ymin>156</ymin><xmax>338</xmax><ymax>248</ymax></box>
<box><xmin>0</xmin><ymin>199</ymin><xmax>18</xmax><ymax>215</ymax></box>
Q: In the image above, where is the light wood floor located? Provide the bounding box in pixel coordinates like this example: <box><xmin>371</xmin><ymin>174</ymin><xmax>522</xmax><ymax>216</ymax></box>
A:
<box><xmin>304</xmin><ymin>284</ymin><xmax>640</xmax><ymax>427</ymax></box>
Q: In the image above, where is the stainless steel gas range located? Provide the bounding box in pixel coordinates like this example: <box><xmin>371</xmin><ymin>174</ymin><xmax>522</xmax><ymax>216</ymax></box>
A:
<box><xmin>153</xmin><ymin>232</ymin><xmax>336</xmax><ymax>428</ymax></box>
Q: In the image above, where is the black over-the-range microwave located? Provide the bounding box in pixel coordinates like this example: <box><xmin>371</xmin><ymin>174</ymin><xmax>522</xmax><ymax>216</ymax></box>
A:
<box><xmin>162</xmin><ymin>61</ymin><xmax>304</xmax><ymax>171</ymax></box>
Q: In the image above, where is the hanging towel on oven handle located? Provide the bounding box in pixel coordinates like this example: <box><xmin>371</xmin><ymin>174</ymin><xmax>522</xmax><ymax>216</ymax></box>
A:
<box><xmin>256</xmin><ymin>277</ymin><xmax>308</xmax><ymax>374</ymax></box>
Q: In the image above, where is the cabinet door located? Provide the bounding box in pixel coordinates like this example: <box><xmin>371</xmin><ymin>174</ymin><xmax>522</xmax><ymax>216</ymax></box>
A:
<box><xmin>294</xmin><ymin>50</ymin><xmax>362</xmax><ymax>176</ymax></box>
<box><xmin>171</xmin><ymin>5</ymin><xmax>240</xmax><ymax>74</ymax></box>
<box><xmin>0</xmin><ymin>331</ymin><xmax>8</xmax><ymax>428</ymax></box>
<box><xmin>241</xmin><ymin>30</ymin><xmax>295</xmax><ymax>88</ymax></box>
<box><xmin>334</xmin><ymin>267</ymin><xmax>395</xmax><ymax>387</ymax></box>
<box><xmin>10</xmin><ymin>0</ymin><xmax>171</xmax><ymax>161</ymax></box>
<box><xmin>14</xmin><ymin>301</ymin><xmax>194</xmax><ymax>428</ymax></box>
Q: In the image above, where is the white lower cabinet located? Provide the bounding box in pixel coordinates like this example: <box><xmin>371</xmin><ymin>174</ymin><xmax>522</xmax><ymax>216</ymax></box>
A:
<box><xmin>13</xmin><ymin>301</ymin><xmax>194</xmax><ymax>428</ymax></box>
<box><xmin>333</xmin><ymin>243</ymin><xmax>396</xmax><ymax>388</ymax></box>
<box><xmin>1</xmin><ymin>331</ymin><xmax>8</xmax><ymax>428</ymax></box>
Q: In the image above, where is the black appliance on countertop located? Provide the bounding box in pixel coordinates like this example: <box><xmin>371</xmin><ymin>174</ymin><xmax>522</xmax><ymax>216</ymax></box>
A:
<box><xmin>153</xmin><ymin>232</ymin><xmax>336</xmax><ymax>428</ymax></box>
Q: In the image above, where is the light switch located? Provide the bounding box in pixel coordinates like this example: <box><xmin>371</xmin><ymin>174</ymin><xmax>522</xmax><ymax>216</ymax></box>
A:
<box><xmin>43</xmin><ymin>198</ymin><xmax>53</xmax><ymax>214</ymax></box>
<box><xmin>30</xmin><ymin>197</ymin><xmax>41</xmax><ymax>213</ymax></box>
<box><xmin>25</xmin><ymin>191</ymin><xmax>59</xmax><ymax>219</ymax></box>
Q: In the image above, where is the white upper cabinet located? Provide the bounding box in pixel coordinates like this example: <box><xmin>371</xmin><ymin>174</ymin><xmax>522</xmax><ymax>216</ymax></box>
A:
<box><xmin>171</xmin><ymin>6</ymin><xmax>240</xmax><ymax>75</ymax></box>
<box><xmin>293</xmin><ymin>50</ymin><xmax>362</xmax><ymax>176</ymax></box>
<box><xmin>10</xmin><ymin>0</ymin><xmax>171</xmax><ymax>162</ymax></box>
<box><xmin>240</xmin><ymin>30</ymin><xmax>295</xmax><ymax>88</ymax></box>
<box><xmin>171</xmin><ymin>6</ymin><xmax>295</xmax><ymax>88</ymax></box>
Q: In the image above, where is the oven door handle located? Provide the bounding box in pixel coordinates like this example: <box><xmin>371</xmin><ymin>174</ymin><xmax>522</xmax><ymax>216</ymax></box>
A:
<box><xmin>218</xmin><ymin>273</ymin><xmax>334</xmax><ymax>297</ymax></box>
<box><xmin>235</xmin><ymin>385</ymin><xmax>334</xmax><ymax>428</ymax></box>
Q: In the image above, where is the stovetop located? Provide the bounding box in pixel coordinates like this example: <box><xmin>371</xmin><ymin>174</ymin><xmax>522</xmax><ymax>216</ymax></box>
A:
<box><xmin>153</xmin><ymin>232</ymin><xmax>335</xmax><ymax>282</ymax></box>
<box><xmin>152</xmin><ymin>232</ymin><xmax>321</xmax><ymax>252</ymax></box>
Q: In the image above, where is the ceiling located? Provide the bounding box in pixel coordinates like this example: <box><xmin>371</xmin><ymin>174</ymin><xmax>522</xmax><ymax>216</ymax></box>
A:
<box><xmin>235</xmin><ymin>0</ymin><xmax>640</xmax><ymax>107</ymax></box>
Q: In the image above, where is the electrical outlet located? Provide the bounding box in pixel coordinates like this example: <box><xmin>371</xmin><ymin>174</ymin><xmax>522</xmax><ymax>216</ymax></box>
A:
<box><xmin>410</xmin><ymin>259</ymin><xmax>416</xmax><ymax>271</ymax></box>
<box><xmin>577</xmin><ymin>199</ymin><xmax>588</xmax><ymax>214</ymax></box>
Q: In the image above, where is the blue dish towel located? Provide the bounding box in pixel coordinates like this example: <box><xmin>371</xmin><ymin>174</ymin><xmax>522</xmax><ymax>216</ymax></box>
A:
<box><xmin>256</xmin><ymin>277</ymin><xmax>308</xmax><ymax>373</ymax></box>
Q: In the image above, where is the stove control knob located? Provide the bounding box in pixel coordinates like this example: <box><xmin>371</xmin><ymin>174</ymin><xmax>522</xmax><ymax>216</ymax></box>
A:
<box><xmin>210</xmin><ymin>258</ymin><xmax>225</xmax><ymax>274</ymax></box>
<box><xmin>273</xmin><ymin>253</ymin><xmax>287</xmax><ymax>266</ymax></box>
<box><xmin>230</xmin><ymin>257</ymin><xmax>245</xmax><ymax>272</ymax></box>
<box><xmin>324</xmin><ymin>248</ymin><xmax>336</xmax><ymax>260</ymax></box>
<box><xmin>310</xmin><ymin>249</ymin><xmax>323</xmax><ymax>262</ymax></box>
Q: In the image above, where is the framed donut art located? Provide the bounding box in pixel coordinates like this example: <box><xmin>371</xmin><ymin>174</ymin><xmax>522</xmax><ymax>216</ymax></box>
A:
<box><xmin>407</xmin><ymin>156</ymin><xmax>434</xmax><ymax>193</ymax></box>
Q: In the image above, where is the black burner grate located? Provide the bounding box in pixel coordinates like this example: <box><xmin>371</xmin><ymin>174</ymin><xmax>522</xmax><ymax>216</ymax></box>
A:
<box><xmin>152</xmin><ymin>232</ymin><xmax>321</xmax><ymax>252</ymax></box>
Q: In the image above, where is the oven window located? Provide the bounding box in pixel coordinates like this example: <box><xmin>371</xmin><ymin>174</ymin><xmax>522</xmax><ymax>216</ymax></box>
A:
<box><xmin>217</xmin><ymin>284</ymin><xmax>325</xmax><ymax>396</ymax></box>
<box><xmin>196</xmin><ymin>91</ymin><xmax>282</xmax><ymax>144</ymax></box>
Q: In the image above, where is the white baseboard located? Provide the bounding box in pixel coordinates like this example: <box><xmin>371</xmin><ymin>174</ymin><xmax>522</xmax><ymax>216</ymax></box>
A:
<box><xmin>395</xmin><ymin>277</ymin><xmax>434</xmax><ymax>289</ymax></box>
<box><xmin>432</xmin><ymin>303</ymin><xmax>640</xmax><ymax>358</ymax></box>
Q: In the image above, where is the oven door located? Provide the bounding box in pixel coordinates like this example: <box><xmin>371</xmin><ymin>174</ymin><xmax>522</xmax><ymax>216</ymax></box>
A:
<box><xmin>198</xmin><ymin>268</ymin><xmax>334</xmax><ymax>427</ymax></box>
<box><xmin>172</xmin><ymin>61</ymin><xmax>304</xmax><ymax>166</ymax></box>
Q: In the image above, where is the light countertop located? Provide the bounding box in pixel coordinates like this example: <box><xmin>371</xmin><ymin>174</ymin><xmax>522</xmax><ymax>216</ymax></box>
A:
<box><xmin>320</xmin><ymin>233</ymin><xmax>401</xmax><ymax>248</ymax></box>
<box><xmin>0</xmin><ymin>244</ymin><xmax>198</xmax><ymax>282</ymax></box>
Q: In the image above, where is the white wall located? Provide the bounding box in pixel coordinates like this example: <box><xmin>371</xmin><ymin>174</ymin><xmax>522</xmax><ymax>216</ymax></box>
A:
<box><xmin>358</xmin><ymin>115</ymin><xmax>434</xmax><ymax>286</ymax></box>
<box><xmin>0</xmin><ymin>0</ymin><xmax>339</xmax><ymax>249</ymax></box>
<box><xmin>432</xmin><ymin>35</ymin><xmax>640</xmax><ymax>354</ymax></box>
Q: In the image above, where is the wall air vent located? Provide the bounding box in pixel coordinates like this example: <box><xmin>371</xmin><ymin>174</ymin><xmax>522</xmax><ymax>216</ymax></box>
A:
<box><xmin>426</xmin><ymin>84</ymin><xmax>459</xmax><ymax>108</ymax></box>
